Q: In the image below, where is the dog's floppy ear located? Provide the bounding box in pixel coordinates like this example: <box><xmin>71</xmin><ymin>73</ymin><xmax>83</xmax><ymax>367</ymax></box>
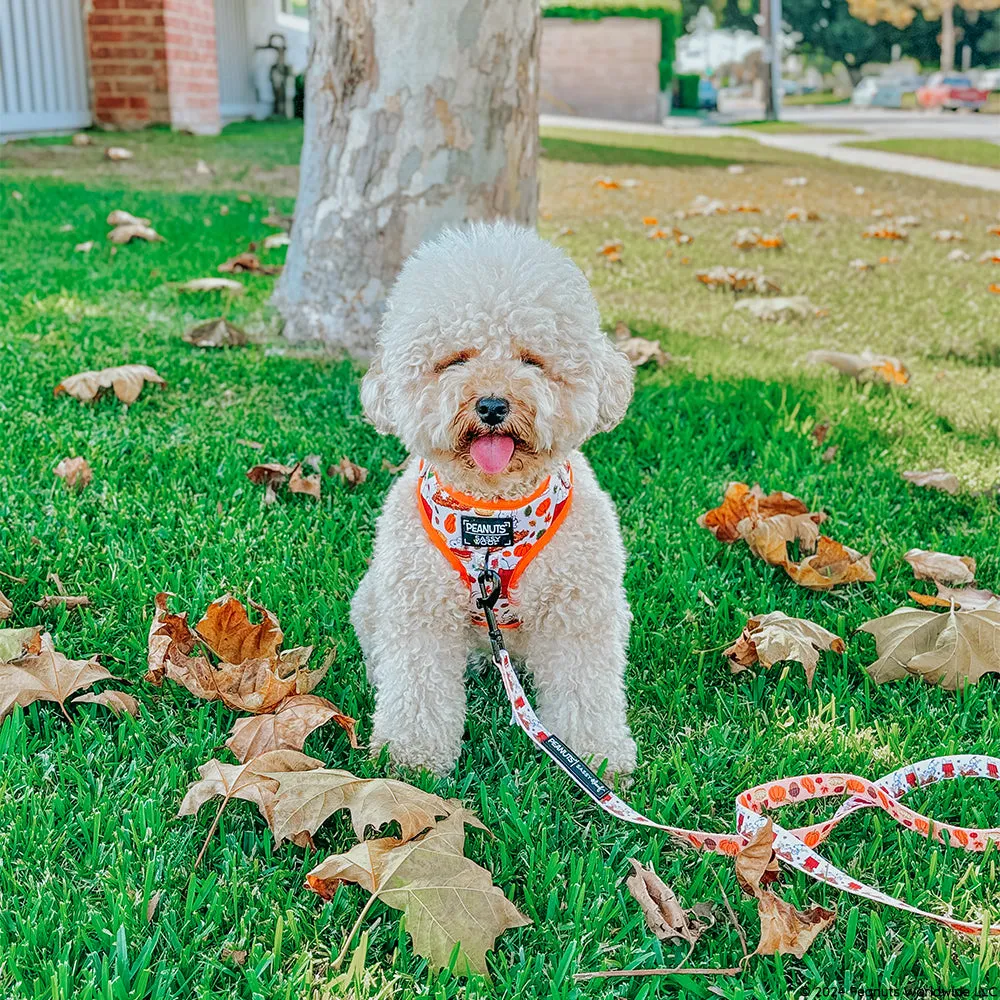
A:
<box><xmin>595</xmin><ymin>338</ymin><xmax>634</xmax><ymax>433</ymax></box>
<box><xmin>360</xmin><ymin>357</ymin><xmax>395</xmax><ymax>435</ymax></box>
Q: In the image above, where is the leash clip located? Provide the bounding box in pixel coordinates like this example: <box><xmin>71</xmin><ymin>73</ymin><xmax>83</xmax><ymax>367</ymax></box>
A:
<box><xmin>475</xmin><ymin>557</ymin><xmax>506</xmax><ymax>661</ymax></box>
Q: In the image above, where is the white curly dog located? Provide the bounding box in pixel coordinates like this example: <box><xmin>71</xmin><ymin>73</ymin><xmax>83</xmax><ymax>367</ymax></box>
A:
<box><xmin>352</xmin><ymin>221</ymin><xmax>637</xmax><ymax>777</ymax></box>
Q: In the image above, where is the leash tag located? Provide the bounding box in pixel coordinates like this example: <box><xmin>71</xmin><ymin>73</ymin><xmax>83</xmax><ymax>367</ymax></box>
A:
<box><xmin>461</xmin><ymin>515</ymin><xmax>514</xmax><ymax>548</ymax></box>
<box><xmin>540</xmin><ymin>734</ymin><xmax>612</xmax><ymax>801</ymax></box>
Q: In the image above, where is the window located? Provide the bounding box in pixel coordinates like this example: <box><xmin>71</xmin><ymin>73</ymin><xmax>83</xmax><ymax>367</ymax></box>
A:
<box><xmin>281</xmin><ymin>0</ymin><xmax>308</xmax><ymax>18</ymax></box>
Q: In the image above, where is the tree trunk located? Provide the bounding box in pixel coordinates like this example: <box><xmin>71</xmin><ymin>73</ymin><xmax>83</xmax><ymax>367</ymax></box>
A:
<box><xmin>272</xmin><ymin>0</ymin><xmax>540</xmax><ymax>355</ymax></box>
<box><xmin>939</xmin><ymin>0</ymin><xmax>955</xmax><ymax>72</ymax></box>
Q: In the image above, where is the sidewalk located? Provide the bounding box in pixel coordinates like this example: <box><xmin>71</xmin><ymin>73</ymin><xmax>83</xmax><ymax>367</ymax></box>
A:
<box><xmin>540</xmin><ymin>114</ymin><xmax>1000</xmax><ymax>192</ymax></box>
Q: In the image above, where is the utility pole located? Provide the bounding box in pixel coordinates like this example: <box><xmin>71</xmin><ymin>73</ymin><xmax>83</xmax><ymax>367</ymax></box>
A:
<box><xmin>760</xmin><ymin>0</ymin><xmax>783</xmax><ymax>120</ymax></box>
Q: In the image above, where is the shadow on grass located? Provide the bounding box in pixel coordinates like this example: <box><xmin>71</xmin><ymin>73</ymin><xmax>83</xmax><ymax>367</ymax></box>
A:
<box><xmin>541</xmin><ymin>135</ymin><xmax>752</xmax><ymax>169</ymax></box>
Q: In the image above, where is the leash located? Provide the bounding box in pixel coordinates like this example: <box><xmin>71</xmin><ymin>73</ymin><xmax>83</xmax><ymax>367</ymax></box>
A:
<box><xmin>475</xmin><ymin>564</ymin><xmax>1000</xmax><ymax>936</ymax></box>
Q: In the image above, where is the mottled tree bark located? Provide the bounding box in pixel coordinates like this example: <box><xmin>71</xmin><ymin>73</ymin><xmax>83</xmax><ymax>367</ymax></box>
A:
<box><xmin>273</xmin><ymin>0</ymin><xmax>540</xmax><ymax>355</ymax></box>
<box><xmin>939</xmin><ymin>0</ymin><xmax>956</xmax><ymax>72</ymax></box>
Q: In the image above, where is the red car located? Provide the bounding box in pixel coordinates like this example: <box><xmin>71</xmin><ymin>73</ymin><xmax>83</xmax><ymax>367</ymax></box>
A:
<box><xmin>916</xmin><ymin>72</ymin><xmax>989</xmax><ymax>111</ymax></box>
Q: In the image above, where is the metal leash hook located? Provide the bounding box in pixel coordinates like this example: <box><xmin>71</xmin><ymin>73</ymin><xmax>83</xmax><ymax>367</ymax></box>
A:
<box><xmin>475</xmin><ymin>563</ymin><xmax>505</xmax><ymax>660</ymax></box>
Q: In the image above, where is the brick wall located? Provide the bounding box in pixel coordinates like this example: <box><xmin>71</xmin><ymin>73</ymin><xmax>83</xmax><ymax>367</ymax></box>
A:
<box><xmin>540</xmin><ymin>18</ymin><xmax>661</xmax><ymax>124</ymax></box>
<box><xmin>86</xmin><ymin>0</ymin><xmax>220</xmax><ymax>134</ymax></box>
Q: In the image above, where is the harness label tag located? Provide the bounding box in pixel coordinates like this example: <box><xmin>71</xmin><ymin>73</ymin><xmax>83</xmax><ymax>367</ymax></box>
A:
<box><xmin>540</xmin><ymin>734</ymin><xmax>612</xmax><ymax>800</ymax></box>
<box><xmin>461</xmin><ymin>515</ymin><xmax>514</xmax><ymax>549</ymax></box>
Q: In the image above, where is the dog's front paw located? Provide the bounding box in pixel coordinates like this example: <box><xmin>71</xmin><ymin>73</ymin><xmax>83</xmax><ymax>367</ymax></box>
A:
<box><xmin>580</xmin><ymin>733</ymin><xmax>637</xmax><ymax>780</ymax></box>
<box><xmin>370</xmin><ymin>729</ymin><xmax>460</xmax><ymax>777</ymax></box>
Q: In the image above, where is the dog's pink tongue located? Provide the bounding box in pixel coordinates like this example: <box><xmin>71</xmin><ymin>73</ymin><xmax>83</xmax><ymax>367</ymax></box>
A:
<box><xmin>469</xmin><ymin>435</ymin><xmax>515</xmax><ymax>474</ymax></box>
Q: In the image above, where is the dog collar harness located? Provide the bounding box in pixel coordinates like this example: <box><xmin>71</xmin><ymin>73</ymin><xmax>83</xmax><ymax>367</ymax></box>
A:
<box><xmin>416</xmin><ymin>459</ymin><xmax>573</xmax><ymax>628</ymax></box>
<box><xmin>473</xmin><ymin>570</ymin><xmax>1000</xmax><ymax>938</ymax></box>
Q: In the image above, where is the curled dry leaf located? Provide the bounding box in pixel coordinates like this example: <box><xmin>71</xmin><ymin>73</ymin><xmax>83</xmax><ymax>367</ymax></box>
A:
<box><xmin>182</xmin><ymin>319</ymin><xmax>248</xmax><ymax>349</ymax></box>
<box><xmin>785</xmin><ymin>207</ymin><xmax>820</xmax><ymax>222</ymax></box>
<box><xmin>613</xmin><ymin>322</ymin><xmax>669</xmax><ymax>367</ymax></box>
<box><xmin>902</xmin><ymin>468</ymin><xmax>959</xmax><ymax>495</ymax></box>
<box><xmin>978</xmin><ymin>251</ymin><xmax>1000</xmax><ymax>264</ymax></box>
<box><xmin>641</xmin><ymin>215</ymin><xmax>658</xmax><ymax>226</ymax></box>
<box><xmin>177</xmin><ymin>277</ymin><xmax>245</xmax><ymax>294</ymax></box>
<box><xmin>382</xmin><ymin>457</ymin><xmax>407</xmax><ymax>474</ymax></box>
<box><xmin>755</xmin><ymin>893</ymin><xmax>836</xmax><ymax>958</ymax></box>
<box><xmin>262</xmin><ymin>211</ymin><xmax>294</xmax><ymax>230</ymax></box>
<box><xmin>54</xmin><ymin>456</ymin><xmax>92</xmax><ymax>489</ymax></box>
<box><xmin>625</xmin><ymin>858</ymin><xmax>714</xmax><ymax>945</ymax></box>
<box><xmin>74</xmin><ymin>240</ymin><xmax>95</xmax><ymax>254</ymax></box>
<box><xmin>262</xmin><ymin>232</ymin><xmax>290</xmax><ymax>250</ymax></box>
<box><xmin>734</xmin><ymin>819</ymin><xmax>781</xmax><ymax>896</ymax></box>
<box><xmin>226</xmin><ymin>693</ymin><xmax>356</xmax><ymax>762</ymax></box>
<box><xmin>72</xmin><ymin>133</ymin><xmax>91</xmax><ymax>146</ymax></box>
<box><xmin>677</xmin><ymin>195</ymin><xmax>728</xmax><ymax>218</ymax></box>
<box><xmin>327</xmin><ymin>457</ymin><xmax>369</xmax><ymax>487</ymax></box>
<box><xmin>34</xmin><ymin>594</ymin><xmax>90</xmax><ymax>610</ymax></box>
<box><xmin>861</xmin><ymin>605</ymin><xmax>1000</xmax><ymax>689</ymax></box>
<box><xmin>266</xmin><ymin>766</ymin><xmax>457</xmax><ymax>846</ymax></box>
<box><xmin>696</xmin><ymin>267</ymin><xmax>780</xmax><ymax>294</ymax></box>
<box><xmin>733</xmin><ymin>203</ymin><xmax>761</xmax><ymax>213</ymax></box>
<box><xmin>904</xmin><ymin>548</ymin><xmax>975</xmax><ymax>586</ymax></box>
<box><xmin>0</xmin><ymin>627</ymin><xmax>42</xmax><ymax>661</ymax></box>
<box><xmin>146</xmin><ymin>592</ymin><xmax>329</xmax><ymax>713</ymax></box>
<box><xmin>555</xmin><ymin>226</ymin><xmax>574</xmax><ymax>238</ymax></box>
<box><xmin>72</xmin><ymin>690</ymin><xmax>139</xmax><ymax>716</ymax></box>
<box><xmin>55</xmin><ymin>364</ymin><xmax>165</xmax><ymax>404</ymax></box>
<box><xmin>593</xmin><ymin>176</ymin><xmax>620</xmax><ymax>189</ymax></box>
<box><xmin>306</xmin><ymin>811</ymin><xmax>530</xmax><ymax>976</ymax></box>
<box><xmin>783</xmin><ymin>536</ymin><xmax>875</xmax><ymax>591</ymax></box>
<box><xmin>931</xmin><ymin>230</ymin><xmax>965</xmax><ymax>242</ymax></box>
<box><xmin>596</xmin><ymin>239</ymin><xmax>624</xmax><ymax>262</ymax></box>
<box><xmin>104</xmin><ymin>146</ymin><xmax>134</xmax><ymax>161</ymax></box>
<box><xmin>724</xmin><ymin>611</ymin><xmax>845</xmax><ymax>687</ymax></box>
<box><xmin>732</xmin><ymin>228</ymin><xmax>784</xmax><ymax>251</ymax></box>
<box><xmin>735</xmin><ymin>296</ymin><xmax>819</xmax><ymax>322</ymax></box>
<box><xmin>909</xmin><ymin>584</ymin><xmax>1000</xmax><ymax>612</ymax></box>
<box><xmin>108</xmin><ymin>224</ymin><xmax>162</xmax><ymax>244</ymax></box>
<box><xmin>697</xmin><ymin>482</ymin><xmax>820</xmax><ymax>545</ymax></box>
<box><xmin>897</xmin><ymin>215</ymin><xmax>921</xmax><ymax>228</ymax></box>
<box><xmin>218</xmin><ymin>252</ymin><xmax>281</xmax><ymax>276</ymax></box>
<box><xmin>246</xmin><ymin>462</ymin><xmax>321</xmax><ymax>503</ymax></box>
<box><xmin>0</xmin><ymin>592</ymin><xmax>11</xmax><ymax>621</ymax></box>
<box><xmin>863</xmin><ymin>226</ymin><xmax>907</xmax><ymax>240</ymax></box>
<box><xmin>947</xmin><ymin>249</ymin><xmax>971</xmax><ymax>263</ymax></box>
<box><xmin>107</xmin><ymin>210</ymin><xmax>151</xmax><ymax>227</ymax></box>
<box><xmin>805</xmin><ymin>349</ymin><xmax>909</xmax><ymax>385</ymax></box>
<box><xmin>0</xmin><ymin>632</ymin><xmax>114</xmax><ymax>722</ymax></box>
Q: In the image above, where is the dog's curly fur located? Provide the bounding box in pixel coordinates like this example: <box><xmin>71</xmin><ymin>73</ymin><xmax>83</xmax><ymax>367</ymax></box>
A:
<box><xmin>352</xmin><ymin>221</ymin><xmax>637</xmax><ymax>776</ymax></box>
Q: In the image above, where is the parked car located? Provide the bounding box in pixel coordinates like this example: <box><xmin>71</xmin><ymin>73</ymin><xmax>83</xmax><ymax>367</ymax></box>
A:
<box><xmin>852</xmin><ymin>76</ymin><xmax>907</xmax><ymax>108</ymax></box>
<box><xmin>978</xmin><ymin>68</ymin><xmax>1000</xmax><ymax>93</ymax></box>
<box><xmin>698</xmin><ymin>78</ymin><xmax>718</xmax><ymax>111</ymax></box>
<box><xmin>916</xmin><ymin>73</ymin><xmax>989</xmax><ymax>110</ymax></box>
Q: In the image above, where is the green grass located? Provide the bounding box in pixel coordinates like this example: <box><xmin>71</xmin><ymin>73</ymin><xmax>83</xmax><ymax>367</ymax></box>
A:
<box><xmin>783</xmin><ymin>94</ymin><xmax>851</xmax><ymax>107</ymax></box>
<box><xmin>845</xmin><ymin>138</ymin><xmax>1000</xmax><ymax>170</ymax></box>
<box><xmin>2</xmin><ymin>124</ymin><xmax>1000</xmax><ymax>1000</ymax></box>
<box><xmin>730</xmin><ymin>120</ymin><xmax>863</xmax><ymax>135</ymax></box>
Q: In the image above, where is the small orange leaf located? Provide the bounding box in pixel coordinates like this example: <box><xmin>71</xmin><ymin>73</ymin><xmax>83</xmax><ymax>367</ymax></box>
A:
<box><xmin>989</xmin><ymin>283</ymin><xmax>1000</xmax><ymax>294</ymax></box>
<box><xmin>642</xmin><ymin>215</ymin><xmax>658</xmax><ymax>225</ymax></box>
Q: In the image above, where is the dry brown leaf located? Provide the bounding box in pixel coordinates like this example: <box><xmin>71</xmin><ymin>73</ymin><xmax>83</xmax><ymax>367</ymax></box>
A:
<box><xmin>861</xmin><ymin>605</ymin><xmax>1000</xmax><ymax>689</ymax></box>
<box><xmin>734</xmin><ymin>819</ymin><xmax>781</xmax><ymax>896</ymax></box>
<box><xmin>108</xmin><ymin>224</ymin><xmax>162</xmax><ymax>244</ymax></box>
<box><xmin>0</xmin><ymin>592</ymin><xmax>11</xmax><ymax>621</ymax></box>
<box><xmin>74</xmin><ymin>241</ymin><xmax>95</xmax><ymax>254</ymax></box>
<box><xmin>862</xmin><ymin>226</ymin><xmax>907</xmax><ymax>240</ymax></box>
<box><xmin>821</xmin><ymin>446</ymin><xmax>839</xmax><ymax>463</ymax></box>
<box><xmin>221</xmin><ymin>947</ymin><xmax>247</xmax><ymax>966</ymax></box>
<box><xmin>55</xmin><ymin>364</ymin><xmax>165</xmax><ymax>404</ymax></box>
<box><xmin>218</xmin><ymin>252</ymin><xmax>281</xmax><ymax>276</ymax></box>
<box><xmin>697</xmin><ymin>482</ymin><xmax>819</xmax><ymax>544</ymax></box>
<box><xmin>978</xmin><ymin>251</ymin><xmax>1000</xmax><ymax>264</ymax></box>
<box><xmin>34</xmin><ymin>594</ymin><xmax>90</xmax><ymax>610</ymax></box>
<box><xmin>72</xmin><ymin>690</ymin><xmax>139</xmax><ymax>716</ymax></box>
<box><xmin>908</xmin><ymin>585</ymin><xmax>1000</xmax><ymax>612</ymax></box>
<box><xmin>237</xmin><ymin>439</ymin><xmax>264</xmax><ymax>450</ymax></box>
<box><xmin>54</xmin><ymin>456</ymin><xmax>92</xmax><ymax>489</ymax></box>
<box><xmin>613</xmin><ymin>322</ymin><xmax>669</xmax><ymax>367</ymax></box>
<box><xmin>327</xmin><ymin>457</ymin><xmax>369</xmax><ymax>487</ymax></box>
<box><xmin>724</xmin><ymin>611</ymin><xmax>845</xmax><ymax>686</ymax></box>
<box><xmin>72</xmin><ymin>133</ymin><xmax>91</xmax><ymax>146</ymax></box>
<box><xmin>806</xmin><ymin>349</ymin><xmax>909</xmax><ymax>385</ymax></box>
<box><xmin>904</xmin><ymin>548</ymin><xmax>975</xmax><ymax>586</ymax></box>
<box><xmin>733</xmin><ymin>228</ymin><xmax>785</xmax><ymax>251</ymax></box>
<box><xmin>178</xmin><ymin>277</ymin><xmax>245</xmax><ymax>294</ymax></box>
<box><xmin>0</xmin><ymin>633</ymin><xmax>114</xmax><ymax>721</ymax></box>
<box><xmin>902</xmin><ymin>469</ymin><xmax>960</xmax><ymax>495</ymax></box>
<box><xmin>105</xmin><ymin>146</ymin><xmax>134</xmax><ymax>161</ymax></box>
<box><xmin>0</xmin><ymin>627</ymin><xmax>42</xmax><ymax>661</ymax></box>
<box><xmin>947</xmin><ymin>249</ymin><xmax>971</xmax><ymax>262</ymax></box>
<box><xmin>246</xmin><ymin>462</ymin><xmax>321</xmax><ymax>503</ymax></box>
<box><xmin>596</xmin><ymin>239</ymin><xmax>624</xmax><ymax>259</ymax></box>
<box><xmin>306</xmin><ymin>811</ymin><xmax>529</xmax><ymax>975</ymax></box>
<box><xmin>263</xmin><ymin>211</ymin><xmax>293</xmax><ymax>230</ymax></box>
<box><xmin>785</xmin><ymin>208</ymin><xmax>820</xmax><ymax>222</ymax></box>
<box><xmin>146</xmin><ymin>890</ymin><xmax>162</xmax><ymax>922</ymax></box>
<box><xmin>625</xmin><ymin>859</ymin><xmax>714</xmax><ymax>945</ymax></box>
<box><xmin>754</xmin><ymin>892</ymin><xmax>836</xmax><ymax>958</ymax></box>
<box><xmin>262</xmin><ymin>232</ymin><xmax>290</xmax><ymax>250</ymax></box>
<box><xmin>931</xmin><ymin>230</ymin><xmax>965</xmax><ymax>242</ymax></box>
<box><xmin>783</xmin><ymin>536</ymin><xmax>876</xmax><ymax>591</ymax></box>
<box><xmin>642</xmin><ymin>215</ymin><xmax>658</xmax><ymax>225</ymax></box>
<box><xmin>695</xmin><ymin>267</ymin><xmax>780</xmax><ymax>294</ymax></box>
<box><xmin>735</xmin><ymin>296</ymin><xmax>818</xmax><ymax>322</ymax></box>
<box><xmin>182</xmin><ymin>319</ymin><xmax>248</xmax><ymax>349</ymax></box>
<box><xmin>107</xmin><ymin>210</ymin><xmax>150</xmax><ymax>227</ymax></box>
<box><xmin>593</xmin><ymin>176</ymin><xmax>620</xmax><ymax>189</ymax></box>
<box><xmin>145</xmin><ymin>592</ymin><xmax>329</xmax><ymax>713</ymax></box>
<box><xmin>266</xmin><ymin>765</ymin><xmax>457</xmax><ymax>846</ymax></box>
<box><xmin>225</xmin><ymin>693</ymin><xmax>356</xmax><ymax>762</ymax></box>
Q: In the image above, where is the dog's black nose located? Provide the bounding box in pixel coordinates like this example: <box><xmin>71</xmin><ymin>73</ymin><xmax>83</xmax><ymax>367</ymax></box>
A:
<box><xmin>476</xmin><ymin>396</ymin><xmax>509</xmax><ymax>427</ymax></box>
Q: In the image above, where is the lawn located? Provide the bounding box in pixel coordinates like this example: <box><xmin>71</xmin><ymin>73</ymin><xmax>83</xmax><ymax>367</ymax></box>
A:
<box><xmin>730</xmin><ymin>120</ymin><xmax>863</xmax><ymax>135</ymax></box>
<box><xmin>1</xmin><ymin>122</ymin><xmax>999</xmax><ymax>1000</ymax></box>
<box><xmin>845</xmin><ymin>137</ymin><xmax>1000</xmax><ymax>170</ymax></box>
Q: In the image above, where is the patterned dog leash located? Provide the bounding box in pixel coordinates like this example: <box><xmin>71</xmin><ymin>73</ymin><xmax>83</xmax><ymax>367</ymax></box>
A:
<box><xmin>475</xmin><ymin>566</ymin><xmax>1000</xmax><ymax>936</ymax></box>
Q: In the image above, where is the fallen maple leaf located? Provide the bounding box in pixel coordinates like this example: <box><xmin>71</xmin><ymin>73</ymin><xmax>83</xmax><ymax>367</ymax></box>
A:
<box><xmin>931</xmin><ymin>230</ymin><xmax>965</xmax><ymax>242</ymax></box>
<box><xmin>697</xmin><ymin>482</ymin><xmax>819</xmax><ymax>545</ymax></box>
<box><xmin>863</xmin><ymin>226</ymin><xmax>907</xmax><ymax>240</ymax></box>
<box><xmin>989</xmin><ymin>283</ymin><xmax>1000</xmax><ymax>294</ymax></box>
<box><xmin>677</xmin><ymin>195</ymin><xmax>728</xmax><ymax>218</ymax></box>
<box><xmin>246</xmin><ymin>462</ymin><xmax>320</xmax><ymax>503</ymax></box>
<box><xmin>55</xmin><ymin>364</ymin><xmax>165</xmax><ymax>404</ymax></box>
<box><xmin>785</xmin><ymin>208</ymin><xmax>820</xmax><ymax>222</ymax></box>
<box><xmin>733</xmin><ymin>202</ymin><xmax>761</xmax><ymax>213</ymax></box>
<box><xmin>327</xmin><ymin>458</ymin><xmax>369</xmax><ymax>487</ymax></box>
<box><xmin>733</xmin><ymin>228</ymin><xmax>784</xmax><ymax>251</ymax></box>
<box><xmin>904</xmin><ymin>548</ymin><xmax>975</xmax><ymax>586</ymax></box>
<box><xmin>72</xmin><ymin>690</ymin><xmax>139</xmax><ymax>716</ymax></box>
<box><xmin>625</xmin><ymin>858</ymin><xmax>714</xmax><ymax>945</ymax></box>
<box><xmin>861</xmin><ymin>605</ymin><xmax>1000</xmax><ymax>689</ymax></box>
<box><xmin>902</xmin><ymin>469</ymin><xmax>959</xmax><ymax>495</ymax></box>
<box><xmin>614</xmin><ymin>322</ymin><xmax>669</xmax><ymax>367</ymax></box>
<box><xmin>978</xmin><ymin>251</ymin><xmax>1000</xmax><ymax>264</ymax></box>
<box><xmin>734</xmin><ymin>819</ymin><xmax>781</xmax><ymax>896</ymax></box>
<box><xmin>724</xmin><ymin>611</ymin><xmax>845</xmax><ymax>686</ymax></box>
<box><xmin>947</xmin><ymin>249</ymin><xmax>971</xmax><ymax>262</ymax></box>
<box><xmin>146</xmin><ymin>593</ymin><xmax>329</xmax><ymax>713</ymax></box>
<box><xmin>108</xmin><ymin>224</ymin><xmax>162</xmax><ymax>244</ymax></box>
<box><xmin>218</xmin><ymin>252</ymin><xmax>281</xmax><ymax>276</ymax></box>
<box><xmin>54</xmin><ymin>457</ymin><xmax>92</xmax><ymax>489</ymax></box>
<box><xmin>0</xmin><ymin>633</ymin><xmax>115</xmax><ymax>721</ymax></box>
<box><xmin>74</xmin><ymin>241</ymin><xmax>95</xmax><ymax>254</ymax></box>
<box><xmin>226</xmin><ymin>693</ymin><xmax>356</xmax><ymax>762</ymax></box>
<box><xmin>107</xmin><ymin>210</ymin><xmax>150</xmax><ymax>227</ymax></box>
<box><xmin>642</xmin><ymin>215</ymin><xmax>658</xmax><ymax>226</ymax></box>
<box><xmin>805</xmin><ymin>350</ymin><xmax>909</xmax><ymax>385</ymax></box>
<box><xmin>105</xmin><ymin>146</ymin><xmax>134</xmax><ymax>161</ymax></box>
<box><xmin>596</xmin><ymin>239</ymin><xmax>624</xmax><ymax>259</ymax></box>
<box><xmin>266</xmin><ymin>766</ymin><xmax>457</xmax><ymax>845</ymax></box>
<box><xmin>178</xmin><ymin>277</ymin><xmax>245</xmax><ymax>294</ymax></box>
<box><xmin>696</xmin><ymin>267</ymin><xmax>780</xmax><ymax>294</ymax></box>
<box><xmin>263</xmin><ymin>232</ymin><xmax>290</xmax><ymax>249</ymax></box>
<box><xmin>0</xmin><ymin>627</ymin><xmax>42</xmax><ymax>660</ymax></box>
<box><xmin>34</xmin><ymin>594</ymin><xmax>90</xmax><ymax>610</ymax></box>
<box><xmin>0</xmin><ymin>592</ymin><xmax>11</xmax><ymax>621</ymax></box>
<box><xmin>182</xmin><ymin>319</ymin><xmax>248</xmax><ymax>349</ymax></box>
<box><xmin>593</xmin><ymin>176</ymin><xmax>620</xmax><ymax>189</ymax></box>
<box><xmin>754</xmin><ymin>892</ymin><xmax>836</xmax><ymax>958</ymax></box>
<box><xmin>783</xmin><ymin>536</ymin><xmax>875</xmax><ymax>591</ymax></box>
<box><xmin>306</xmin><ymin>811</ymin><xmax>530</xmax><ymax>975</ymax></box>
<box><xmin>909</xmin><ymin>584</ymin><xmax>1000</xmax><ymax>611</ymax></box>
<box><xmin>735</xmin><ymin>296</ymin><xmax>819</xmax><ymax>322</ymax></box>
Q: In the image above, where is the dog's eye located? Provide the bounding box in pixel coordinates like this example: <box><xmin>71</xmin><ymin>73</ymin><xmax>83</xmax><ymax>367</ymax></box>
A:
<box><xmin>434</xmin><ymin>352</ymin><xmax>472</xmax><ymax>373</ymax></box>
<box><xmin>520</xmin><ymin>353</ymin><xmax>545</xmax><ymax>370</ymax></box>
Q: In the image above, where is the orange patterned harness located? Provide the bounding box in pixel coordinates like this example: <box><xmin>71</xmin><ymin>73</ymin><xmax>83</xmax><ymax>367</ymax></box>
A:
<box><xmin>416</xmin><ymin>460</ymin><xmax>573</xmax><ymax>628</ymax></box>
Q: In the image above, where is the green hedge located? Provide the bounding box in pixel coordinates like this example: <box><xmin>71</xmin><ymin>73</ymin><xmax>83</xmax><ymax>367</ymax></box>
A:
<box><xmin>543</xmin><ymin>3</ymin><xmax>682</xmax><ymax>92</ymax></box>
<box><xmin>675</xmin><ymin>73</ymin><xmax>700</xmax><ymax>109</ymax></box>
